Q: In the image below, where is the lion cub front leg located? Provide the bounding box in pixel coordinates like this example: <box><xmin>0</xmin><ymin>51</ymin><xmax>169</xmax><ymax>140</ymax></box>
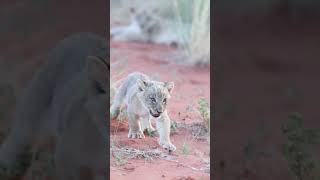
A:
<box><xmin>127</xmin><ymin>112</ymin><xmax>145</xmax><ymax>139</ymax></box>
<box><xmin>140</xmin><ymin>114</ymin><xmax>156</xmax><ymax>133</ymax></box>
<box><xmin>156</xmin><ymin>111</ymin><xmax>176</xmax><ymax>152</ymax></box>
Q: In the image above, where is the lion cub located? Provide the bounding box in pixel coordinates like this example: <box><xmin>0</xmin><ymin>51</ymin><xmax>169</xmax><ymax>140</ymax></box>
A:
<box><xmin>110</xmin><ymin>72</ymin><xmax>176</xmax><ymax>151</ymax></box>
<box><xmin>110</xmin><ymin>7</ymin><xmax>183</xmax><ymax>48</ymax></box>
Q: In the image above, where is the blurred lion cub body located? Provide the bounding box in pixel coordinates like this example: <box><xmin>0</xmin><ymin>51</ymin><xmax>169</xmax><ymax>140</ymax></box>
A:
<box><xmin>110</xmin><ymin>72</ymin><xmax>176</xmax><ymax>151</ymax></box>
<box><xmin>0</xmin><ymin>33</ymin><xmax>108</xmax><ymax>180</ymax></box>
<box><xmin>110</xmin><ymin>7</ymin><xmax>183</xmax><ymax>48</ymax></box>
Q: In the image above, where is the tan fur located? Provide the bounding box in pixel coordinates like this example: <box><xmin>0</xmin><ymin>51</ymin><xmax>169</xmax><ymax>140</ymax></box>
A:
<box><xmin>110</xmin><ymin>72</ymin><xmax>176</xmax><ymax>151</ymax></box>
<box><xmin>0</xmin><ymin>33</ymin><xmax>108</xmax><ymax>180</ymax></box>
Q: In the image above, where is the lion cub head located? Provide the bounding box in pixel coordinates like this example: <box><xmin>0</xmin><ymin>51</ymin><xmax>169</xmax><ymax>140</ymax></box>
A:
<box><xmin>130</xmin><ymin>7</ymin><xmax>162</xmax><ymax>37</ymax></box>
<box><xmin>136</xmin><ymin>79</ymin><xmax>174</xmax><ymax>118</ymax></box>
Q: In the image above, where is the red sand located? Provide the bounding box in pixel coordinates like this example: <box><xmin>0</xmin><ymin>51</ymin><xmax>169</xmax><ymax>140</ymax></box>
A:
<box><xmin>110</xmin><ymin>41</ymin><xmax>210</xmax><ymax>180</ymax></box>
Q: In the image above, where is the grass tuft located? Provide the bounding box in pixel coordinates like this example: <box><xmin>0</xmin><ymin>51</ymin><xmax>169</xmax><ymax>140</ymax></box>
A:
<box><xmin>181</xmin><ymin>142</ymin><xmax>190</xmax><ymax>155</ymax></box>
<box><xmin>198</xmin><ymin>98</ymin><xmax>210</xmax><ymax>132</ymax></box>
<box><xmin>281</xmin><ymin>113</ymin><xmax>320</xmax><ymax>180</ymax></box>
<box><xmin>172</xmin><ymin>0</ymin><xmax>210</xmax><ymax>65</ymax></box>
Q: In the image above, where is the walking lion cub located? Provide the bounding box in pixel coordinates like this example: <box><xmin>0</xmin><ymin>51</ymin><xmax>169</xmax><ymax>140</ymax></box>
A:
<box><xmin>110</xmin><ymin>72</ymin><xmax>176</xmax><ymax>152</ymax></box>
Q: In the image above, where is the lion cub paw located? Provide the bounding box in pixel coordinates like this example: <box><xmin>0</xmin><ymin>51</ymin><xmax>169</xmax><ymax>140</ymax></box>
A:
<box><xmin>159</xmin><ymin>140</ymin><xmax>176</xmax><ymax>152</ymax></box>
<box><xmin>128</xmin><ymin>130</ymin><xmax>145</xmax><ymax>139</ymax></box>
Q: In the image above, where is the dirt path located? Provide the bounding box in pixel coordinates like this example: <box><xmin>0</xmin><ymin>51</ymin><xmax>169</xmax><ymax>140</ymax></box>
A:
<box><xmin>110</xmin><ymin>41</ymin><xmax>210</xmax><ymax>180</ymax></box>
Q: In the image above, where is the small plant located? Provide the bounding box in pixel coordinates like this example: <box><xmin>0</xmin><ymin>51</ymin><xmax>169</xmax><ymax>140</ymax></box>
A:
<box><xmin>197</xmin><ymin>98</ymin><xmax>210</xmax><ymax>132</ymax></box>
<box><xmin>114</xmin><ymin>153</ymin><xmax>128</xmax><ymax>166</ymax></box>
<box><xmin>281</xmin><ymin>112</ymin><xmax>320</xmax><ymax>180</ymax></box>
<box><xmin>189</xmin><ymin>122</ymin><xmax>208</xmax><ymax>140</ymax></box>
<box><xmin>170</xmin><ymin>120</ymin><xmax>178</xmax><ymax>135</ymax></box>
<box><xmin>146</xmin><ymin>129</ymin><xmax>157</xmax><ymax>137</ymax></box>
<box><xmin>110</xmin><ymin>137</ymin><xmax>119</xmax><ymax>148</ymax></box>
<box><xmin>181</xmin><ymin>142</ymin><xmax>190</xmax><ymax>155</ymax></box>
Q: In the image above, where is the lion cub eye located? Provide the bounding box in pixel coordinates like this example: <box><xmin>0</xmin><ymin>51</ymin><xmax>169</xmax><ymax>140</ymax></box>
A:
<box><xmin>163</xmin><ymin>98</ymin><xmax>167</xmax><ymax>103</ymax></box>
<box><xmin>150</xmin><ymin>97</ymin><xmax>156</xmax><ymax>103</ymax></box>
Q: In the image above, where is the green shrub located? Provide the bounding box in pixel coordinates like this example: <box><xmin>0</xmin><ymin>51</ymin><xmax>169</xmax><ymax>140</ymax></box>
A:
<box><xmin>198</xmin><ymin>98</ymin><xmax>210</xmax><ymax>132</ymax></box>
<box><xmin>281</xmin><ymin>113</ymin><xmax>320</xmax><ymax>180</ymax></box>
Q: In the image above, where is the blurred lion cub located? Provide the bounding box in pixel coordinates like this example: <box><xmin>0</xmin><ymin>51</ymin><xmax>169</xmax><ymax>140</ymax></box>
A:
<box><xmin>0</xmin><ymin>33</ymin><xmax>108</xmax><ymax>180</ymax></box>
<box><xmin>110</xmin><ymin>7</ymin><xmax>183</xmax><ymax>48</ymax></box>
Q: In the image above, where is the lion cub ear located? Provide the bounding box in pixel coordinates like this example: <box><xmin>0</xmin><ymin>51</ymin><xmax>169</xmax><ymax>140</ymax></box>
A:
<box><xmin>164</xmin><ymin>82</ymin><xmax>174</xmax><ymax>93</ymax></box>
<box><xmin>137</xmin><ymin>79</ymin><xmax>149</xmax><ymax>92</ymax></box>
<box><xmin>87</xmin><ymin>56</ymin><xmax>109</xmax><ymax>93</ymax></box>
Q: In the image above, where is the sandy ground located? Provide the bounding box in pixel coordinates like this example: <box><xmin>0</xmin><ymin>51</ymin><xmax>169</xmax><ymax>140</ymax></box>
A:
<box><xmin>110</xmin><ymin>41</ymin><xmax>211</xmax><ymax>180</ymax></box>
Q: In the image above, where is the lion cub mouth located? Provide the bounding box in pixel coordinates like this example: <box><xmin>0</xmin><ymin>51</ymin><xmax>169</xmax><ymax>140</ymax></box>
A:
<box><xmin>150</xmin><ymin>110</ymin><xmax>161</xmax><ymax>118</ymax></box>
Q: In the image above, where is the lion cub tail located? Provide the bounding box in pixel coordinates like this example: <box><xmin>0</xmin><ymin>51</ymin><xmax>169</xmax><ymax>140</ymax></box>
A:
<box><xmin>110</xmin><ymin>76</ymin><xmax>130</xmax><ymax>120</ymax></box>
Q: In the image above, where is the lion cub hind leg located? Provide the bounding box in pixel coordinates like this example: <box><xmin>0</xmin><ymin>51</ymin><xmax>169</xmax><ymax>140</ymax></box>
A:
<box><xmin>127</xmin><ymin>113</ymin><xmax>145</xmax><ymax>139</ymax></box>
<box><xmin>156</xmin><ymin>111</ymin><xmax>176</xmax><ymax>152</ymax></box>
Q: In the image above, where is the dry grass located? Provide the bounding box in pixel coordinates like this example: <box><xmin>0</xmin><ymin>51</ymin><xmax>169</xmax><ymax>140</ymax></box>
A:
<box><xmin>172</xmin><ymin>0</ymin><xmax>210</xmax><ymax>66</ymax></box>
<box><xmin>110</xmin><ymin>136</ymin><xmax>164</xmax><ymax>166</ymax></box>
<box><xmin>111</xmin><ymin>146</ymin><xmax>164</xmax><ymax>161</ymax></box>
<box><xmin>111</xmin><ymin>142</ymin><xmax>210</xmax><ymax>174</ymax></box>
<box><xmin>188</xmin><ymin>122</ymin><xmax>209</xmax><ymax>141</ymax></box>
<box><xmin>110</xmin><ymin>135</ymin><xmax>210</xmax><ymax>173</ymax></box>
